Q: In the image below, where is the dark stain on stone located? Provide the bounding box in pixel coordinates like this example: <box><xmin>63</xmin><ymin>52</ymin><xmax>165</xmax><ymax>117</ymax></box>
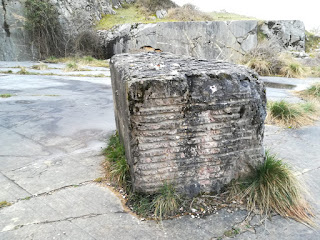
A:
<box><xmin>2</xmin><ymin>0</ymin><xmax>10</xmax><ymax>37</ymax></box>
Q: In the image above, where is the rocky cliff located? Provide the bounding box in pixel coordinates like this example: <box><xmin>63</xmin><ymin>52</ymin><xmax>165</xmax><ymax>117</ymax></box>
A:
<box><xmin>0</xmin><ymin>0</ymin><xmax>36</xmax><ymax>61</ymax></box>
<box><xmin>0</xmin><ymin>0</ymin><xmax>306</xmax><ymax>61</ymax></box>
<box><xmin>0</xmin><ymin>0</ymin><xmax>132</xmax><ymax>61</ymax></box>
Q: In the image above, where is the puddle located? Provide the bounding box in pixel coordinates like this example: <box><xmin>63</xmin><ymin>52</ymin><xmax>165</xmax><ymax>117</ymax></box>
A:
<box><xmin>264</xmin><ymin>81</ymin><xmax>296</xmax><ymax>89</ymax></box>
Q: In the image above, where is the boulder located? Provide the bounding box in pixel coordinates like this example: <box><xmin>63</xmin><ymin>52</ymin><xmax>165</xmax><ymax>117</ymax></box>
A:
<box><xmin>156</xmin><ymin>9</ymin><xmax>167</xmax><ymax>19</ymax></box>
<box><xmin>110</xmin><ymin>52</ymin><xmax>267</xmax><ymax>196</ymax></box>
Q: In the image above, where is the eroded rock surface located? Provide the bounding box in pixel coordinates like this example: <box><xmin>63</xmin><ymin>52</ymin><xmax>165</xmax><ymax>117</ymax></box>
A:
<box><xmin>110</xmin><ymin>52</ymin><xmax>267</xmax><ymax>196</ymax></box>
<box><xmin>260</xmin><ymin>20</ymin><xmax>305</xmax><ymax>51</ymax></box>
<box><xmin>99</xmin><ymin>21</ymin><xmax>259</xmax><ymax>61</ymax></box>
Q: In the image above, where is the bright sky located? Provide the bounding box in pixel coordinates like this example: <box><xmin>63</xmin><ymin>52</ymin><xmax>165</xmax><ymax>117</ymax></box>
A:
<box><xmin>173</xmin><ymin>0</ymin><xmax>320</xmax><ymax>31</ymax></box>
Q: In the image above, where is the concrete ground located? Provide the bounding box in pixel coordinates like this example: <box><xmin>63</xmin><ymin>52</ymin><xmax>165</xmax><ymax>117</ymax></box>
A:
<box><xmin>0</xmin><ymin>62</ymin><xmax>319</xmax><ymax>239</ymax></box>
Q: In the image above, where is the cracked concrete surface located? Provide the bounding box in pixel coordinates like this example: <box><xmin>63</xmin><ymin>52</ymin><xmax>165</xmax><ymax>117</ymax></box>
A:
<box><xmin>0</xmin><ymin>64</ymin><xmax>320</xmax><ymax>239</ymax></box>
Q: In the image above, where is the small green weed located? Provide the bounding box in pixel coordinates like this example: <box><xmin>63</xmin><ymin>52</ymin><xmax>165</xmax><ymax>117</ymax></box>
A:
<box><xmin>94</xmin><ymin>177</ymin><xmax>104</xmax><ymax>183</ymax></box>
<box><xmin>23</xmin><ymin>196</ymin><xmax>31</xmax><ymax>201</ymax></box>
<box><xmin>0</xmin><ymin>201</ymin><xmax>11</xmax><ymax>208</ymax></box>
<box><xmin>229</xmin><ymin>151</ymin><xmax>314</xmax><ymax>226</ymax></box>
<box><xmin>0</xmin><ymin>94</ymin><xmax>12</xmax><ymax>98</ymax></box>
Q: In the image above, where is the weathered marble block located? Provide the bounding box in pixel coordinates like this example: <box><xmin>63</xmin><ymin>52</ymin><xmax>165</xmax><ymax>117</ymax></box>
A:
<box><xmin>110</xmin><ymin>52</ymin><xmax>266</xmax><ymax>196</ymax></box>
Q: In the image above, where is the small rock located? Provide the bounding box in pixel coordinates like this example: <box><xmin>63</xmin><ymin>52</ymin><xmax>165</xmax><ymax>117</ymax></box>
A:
<box><xmin>156</xmin><ymin>9</ymin><xmax>167</xmax><ymax>19</ymax></box>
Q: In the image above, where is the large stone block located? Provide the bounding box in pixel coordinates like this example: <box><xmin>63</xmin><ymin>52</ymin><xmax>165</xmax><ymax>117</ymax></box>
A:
<box><xmin>110</xmin><ymin>52</ymin><xmax>266</xmax><ymax>196</ymax></box>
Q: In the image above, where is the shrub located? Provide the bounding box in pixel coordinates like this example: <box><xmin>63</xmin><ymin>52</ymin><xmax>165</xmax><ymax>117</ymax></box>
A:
<box><xmin>167</xmin><ymin>4</ymin><xmax>213</xmax><ymax>21</ymax></box>
<box><xmin>25</xmin><ymin>0</ymin><xmax>65</xmax><ymax>58</ymax></box>
<box><xmin>136</xmin><ymin>0</ymin><xmax>177</xmax><ymax>13</ymax></box>
<box><xmin>229</xmin><ymin>151</ymin><xmax>314</xmax><ymax>226</ymax></box>
<box><xmin>0</xmin><ymin>94</ymin><xmax>12</xmax><ymax>98</ymax></box>
<box><xmin>241</xmin><ymin>40</ymin><xmax>283</xmax><ymax>76</ymax></box>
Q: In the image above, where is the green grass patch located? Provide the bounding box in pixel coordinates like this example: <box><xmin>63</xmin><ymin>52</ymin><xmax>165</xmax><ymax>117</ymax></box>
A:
<box><xmin>0</xmin><ymin>94</ymin><xmax>12</xmax><ymax>98</ymax></box>
<box><xmin>266</xmin><ymin>100</ymin><xmax>318</xmax><ymax>128</ymax></box>
<box><xmin>96</xmin><ymin>4</ymin><xmax>255</xmax><ymax>30</ymax></box>
<box><xmin>0</xmin><ymin>201</ymin><xmax>11</xmax><ymax>208</ymax></box>
<box><xmin>229</xmin><ymin>151</ymin><xmax>314</xmax><ymax>226</ymax></box>
<box><xmin>96</xmin><ymin>5</ymin><xmax>174</xmax><ymax>30</ymax></box>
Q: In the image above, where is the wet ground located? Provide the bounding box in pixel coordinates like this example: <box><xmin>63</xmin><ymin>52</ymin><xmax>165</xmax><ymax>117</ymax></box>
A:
<box><xmin>0</xmin><ymin>61</ymin><xmax>319</xmax><ymax>239</ymax></box>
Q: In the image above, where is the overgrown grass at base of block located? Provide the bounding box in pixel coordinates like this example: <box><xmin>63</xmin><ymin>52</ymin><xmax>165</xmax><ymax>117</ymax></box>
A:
<box><xmin>228</xmin><ymin>151</ymin><xmax>314</xmax><ymax>226</ymax></box>
<box><xmin>103</xmin><ymin>133</ymin><xmax>181</xmax><ymax>220</ymax></box>
<box><xmin>266</xmin><ymin>100</ymin><xmax>319</xmax><ymax>128</ymax></box>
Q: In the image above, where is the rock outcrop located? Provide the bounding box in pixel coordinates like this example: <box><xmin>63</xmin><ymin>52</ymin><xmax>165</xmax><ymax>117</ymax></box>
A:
<box><xmin>260</xmin><ymin>20</ymin><xmax>305</xmax><ymax>51</ymax></box>
<box><xmin>99</xmin><ymin>21</ymin><xmax>259</xmax><ymax>61</ymax></box>
<box><xmin>99</xmin><ymin>20</ymin><xmax>306</xmax><ymax>61</ymax></box>
<box><xmin>110</xmin><ymin>52</ymin><xmax>267</xmax><ymax>196</ymax></box>
<box><xmin>0</xmin><ymin>0</ymin><xmax>36</xmax><ymax>61</ymax></box>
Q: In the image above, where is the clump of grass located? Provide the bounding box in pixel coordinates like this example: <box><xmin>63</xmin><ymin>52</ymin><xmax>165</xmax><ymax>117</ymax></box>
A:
<box><xmin>0</xmin><ymin>94</ymin><xmax>12</xmax><ymax>98</ymax></box>
<box><xmin>17</xmin><ymin>67</ymin><xmax>31</xmax><ymax>75</ymax></box>
<box><xmin>153</xmin><ymin>182</ymin><xmax>181</xmax><ymax>220</ymax></box>
<box><xmin>266</xmin><ymin>100</ymin><xmax>318</xmax><ymax>128</ymax></box>
<box><xmin>31</xmin><ymin>63</ymin><xmax>48</xmax><ymax>70</ymax></box>
<box><xmin>64</xmin><ymin>62</ymin><xmax>82</xmax><ymax>72</ymax></box>
<box><xmin>0</xmin><ymin>201</ymin><xmax>11</xmax><ymax>208</ymax></box>
<box><xmin>279</xmin><ymin>55</ymin><xmax>309</xmax><ymax>78</ymax></box>
<box><xmin>229</xmin><ymin>151</ymin><xmax>314</xmax><ymax>226</ymax></box>
<box><xmin>104</xmin><ymin>133</ymin><xmax>130</xmax><ymax>189</ymax></box>
<box><xmin>46</xmin><ymin>56</ymin><xmax>109</xmax><ymax>68</ymax></box>
<box><xmin>243</xmin><ymin>56</ymin><xmax>271</xmax><ymax>76</ymax></box>
<box><xmin>304</xmin><ymin>83</ymin><xmax>320</xmax><ymax>98</ymax></box>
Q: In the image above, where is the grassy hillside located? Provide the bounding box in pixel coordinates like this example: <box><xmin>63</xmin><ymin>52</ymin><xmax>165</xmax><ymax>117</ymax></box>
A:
<box><xmin>96</xmin><ymin>3</ymin><xmax>256</xmax><ymax>30</ymax></box>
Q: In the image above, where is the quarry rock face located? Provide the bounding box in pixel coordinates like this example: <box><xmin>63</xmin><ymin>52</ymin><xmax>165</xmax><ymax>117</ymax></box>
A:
<box><xmin>260</xmin><ymin>20</ymin><xmax>305</xmax><ymax>51</ymax></box>
<box><xmin>99</xmin><ymin>21</ymin><xmax>259</xmax><ymax>61</ymax></box>
<box><xmin>0</xmin><ymin>0</ymin><xmax>36</xmax><ymax>61</ymax></box>
<box><xmin>110</xmin><ymin>52</ymin><xmax>267</xmax><ymax>196</ymax></box>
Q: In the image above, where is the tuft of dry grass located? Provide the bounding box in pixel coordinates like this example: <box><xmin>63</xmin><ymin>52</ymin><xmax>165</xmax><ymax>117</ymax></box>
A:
<box><xmin>266</xmin><ymin>100</ymin><xmax>319</xmax><ymax>128</ymax></box>
<box><xmin>31</xmin><ymin>63</ymin><xmax>48</xmax><ymax>70</ymax></box>
<box><xmin>229</xmin><ymin>151</ymin><xmax>314</xmax><ymax>226</ymax></box>
<box><xmin>0</xmin><ymin>201</ymin><xmax>11</xmax><ymax>208</ymax></box>
<box><xmin>279</xmin><ymin>54</ymin><xmax>309</xmax><ymax>78</ymax></box>
<box><xmin>167</xmin><ymin>4</ymin><xmax>213</xmax><ymax>21</ymax></box>
<box><xmin>153</xmin><ymin>182</ymin><xmax>181</xmax><ymax>220</ymax></box>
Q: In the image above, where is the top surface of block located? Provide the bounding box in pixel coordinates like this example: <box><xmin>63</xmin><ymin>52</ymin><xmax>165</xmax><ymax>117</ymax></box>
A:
<box><xmin>111</xmin><ymin>52</ymin><xmax>259</xmax><ymax>83</ymax></box>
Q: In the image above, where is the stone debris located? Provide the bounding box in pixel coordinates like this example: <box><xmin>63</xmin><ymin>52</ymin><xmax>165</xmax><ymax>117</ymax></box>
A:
<box><xmin>110</xmin><ymin>52</ymin><xmax>266</xmax><ymax>196</ymax></box>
